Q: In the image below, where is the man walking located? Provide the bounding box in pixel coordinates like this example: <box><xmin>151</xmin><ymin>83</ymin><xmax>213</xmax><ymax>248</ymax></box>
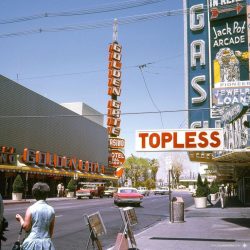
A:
<box><xmin>219</xmin><ymin>184</ymin><xmax>226</xmax><ymax>209</ymax></box>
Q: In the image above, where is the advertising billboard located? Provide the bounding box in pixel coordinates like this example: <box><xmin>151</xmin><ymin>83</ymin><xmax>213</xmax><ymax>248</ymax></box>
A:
<box><xmin>185</xmin><ymin>0</ymin><xmax>211</xmax><ymax>128</ymax></box>
<box><xmin>210</xmin><ymin>0</ymin><xmax>249</xmax><ymax>118</ymax></box>
<box><xmin>135</xmin><ymin>129</ymin><xmax>224</xmax><ymax>152</ymax></box>
<box><xmin>185</xmin><ymin>0</ymin><xmax>249</xmax><ymax>127</ymax></box>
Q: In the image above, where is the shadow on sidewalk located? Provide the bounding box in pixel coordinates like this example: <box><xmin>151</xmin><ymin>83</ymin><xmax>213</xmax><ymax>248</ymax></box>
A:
<box><xmin>214</xmin><ymin>196</ymin><xmax>247</xmax><ymax>208</ymax></box>
<box><xmin>222</xmin><ymin>218</ymin><xmax>250</xmax><ymax>228</ymax></box>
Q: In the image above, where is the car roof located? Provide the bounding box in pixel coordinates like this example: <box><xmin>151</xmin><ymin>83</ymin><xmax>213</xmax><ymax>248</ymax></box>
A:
<box><xmin>118</xmin><ymin>187</ymin><xmax>137</xmax><ymax>190</ymax></box>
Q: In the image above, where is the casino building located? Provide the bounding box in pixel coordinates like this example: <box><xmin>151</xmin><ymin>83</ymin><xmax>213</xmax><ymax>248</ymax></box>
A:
<box><xmin>0</xmin><ymin>75</ymin><xmax>117</xmax><ymax>198</ymax></box>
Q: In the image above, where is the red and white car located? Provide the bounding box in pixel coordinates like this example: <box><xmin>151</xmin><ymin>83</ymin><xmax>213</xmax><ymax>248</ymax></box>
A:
<box><xmin>113</xmin><ymin>187</ymin><xmax>143</xmax><ymax>206</ymax></box>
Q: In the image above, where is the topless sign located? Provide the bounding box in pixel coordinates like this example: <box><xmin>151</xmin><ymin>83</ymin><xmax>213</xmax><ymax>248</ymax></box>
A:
<box><xmin>135</xmin><ymin>129</ymin><xmax>224</xmax><ymax>152</ymax></box>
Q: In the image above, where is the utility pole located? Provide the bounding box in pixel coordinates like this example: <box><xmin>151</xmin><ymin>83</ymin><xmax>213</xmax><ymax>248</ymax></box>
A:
<box><xmin>168</xmin><ymin>169</ymin><xmax>173</xmax><ymax>223</ymax></box>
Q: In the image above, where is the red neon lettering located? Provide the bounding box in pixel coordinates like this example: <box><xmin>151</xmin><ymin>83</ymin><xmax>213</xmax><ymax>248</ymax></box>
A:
<box><xmin>173</xmin><ymin>132</ymin><xmax>184</xmax><ymax>148</ymax></box>
<box><xmin>161</xmin><ymin>132</ymin><xmax>172</xmax><ymax>148</ymax></box>
<box><xmin>138</xmin><ymin>133</ymin><xmax>149</xmax><ymax>148</ymax></box>
<box><xmin>107</xmin><ymin>99</ymin><xmax>121</xmax><ymax>109</ymax></box>
<box><xmin>149</xmin><ymin>133</ymin><xmax>160</xmax><ymax>148</ymax></box>
<box><xmin>185</xmin><ymin>132</ymin><xmax>196</xmax><ymax>148</ymax></box>
<box><xmin>198</xmin><ymin>132</ymin><xmax>209</xmax><ymax>148</ymax></box>
<box><xmin>210</xmin><ymin>131</ymin><xmax>221</xmax><ymax>148</ymax></box>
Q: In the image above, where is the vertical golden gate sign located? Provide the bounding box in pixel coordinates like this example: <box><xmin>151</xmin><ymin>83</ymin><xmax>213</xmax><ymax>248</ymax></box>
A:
<box><xmin>107</xmin><ymin>40</ymin><xmax>125</xmax><ymax>168</ymax></box>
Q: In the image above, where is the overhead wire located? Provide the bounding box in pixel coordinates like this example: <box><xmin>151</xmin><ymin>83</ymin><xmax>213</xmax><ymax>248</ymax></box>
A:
<box><xmin>0</xmin><ymin>2</ymin><xmax>247</xmax><ymax>38</ymax></box>
<box><xmin>0</xmin><ymin>8</ymin><xmax>187</xmax><ymax>39</ymax></box>
<box><xmin>0</xmin><ymin>108</ymin><xmax>220</xmax><ymax>118</ymax></box>
<box><xmin>138</xmin><ymin>64</ymin><xmax>165</xmax><ymax>128</ymax></box>
<box><xmin>14</xmin><ymin>54</ymin><xmax>183</xmax><ymax>81</ymax></box>
<box><xmin>0</xmin><ymin>0</ymin><xmax>167</xmax><ymax>25</ymax></box>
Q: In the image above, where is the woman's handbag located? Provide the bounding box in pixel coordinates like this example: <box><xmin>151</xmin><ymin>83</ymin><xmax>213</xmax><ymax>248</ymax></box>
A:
<box><xmin>12</xmin><ymin>226</ymin><xmax>23</xmax><ymax>250</ymax></box>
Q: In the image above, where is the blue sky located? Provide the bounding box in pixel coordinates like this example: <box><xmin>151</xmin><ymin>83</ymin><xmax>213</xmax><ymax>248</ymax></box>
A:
<box><xmin>0</xmin><ymin>0</ymin><xmax>197</xmax><ymax>173</ymax></box>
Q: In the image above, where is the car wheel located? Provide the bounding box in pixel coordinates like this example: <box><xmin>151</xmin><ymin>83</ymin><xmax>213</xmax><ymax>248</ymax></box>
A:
<box><xmin>89</xmin><ymin>195</ymin><xmax>93</xmax><ymax>199</ymax></box>
<box><xmin>76</xmin><ymin>197</ymin><xmax>81</xmax><ymax>199</ymax></box>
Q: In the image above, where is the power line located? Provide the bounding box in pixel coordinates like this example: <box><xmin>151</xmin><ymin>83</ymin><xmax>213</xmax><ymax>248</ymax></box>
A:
<box><xmin>12</xmin><ymin>54</ymin><xmax>183</xmax><ymax>81</ymax></box>
<box><xmin>0</xmin><ymin>0</ymin><xmax>166</xmax><ymax>25</ymax></box>
<box><xmin>0</xmin><ymin>107</ymin><xmax>222</xmax><ymax>118</ymax></box>
<box><xmin>0</xmin><ymin>2</ymin><xmax>246</xmax><ymax>38</ymax></box>
<box><xmin>138</xmin><ymin>64</ymin><xmax>165</xmax><ymax>128</ymax></box>
<box><xmin>0</xmin><ymin>9</ymin><xmax>187</xmax><ymax>39</ymax></box>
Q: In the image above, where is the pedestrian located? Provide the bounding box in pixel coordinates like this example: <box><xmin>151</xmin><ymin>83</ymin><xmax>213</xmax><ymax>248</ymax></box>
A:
<box><xmin>1</xmin><ymin>193</ymin><xmax>8</xmax><ymax>249</ymax></box>
<box><xmin>0</xmin><ymin>193</ymin><xmax>3</xmax><ymax>228</ymax></box>
<box><xmin>0</xmin><ymin>193</ymin><xmax>3</xmax><ymax>249</ymax></box>
<box><xmin>227</xmin><ymin>184</ymin><xmax>232</xmax><ymax>198</ymax></box>
<box><xmin>219</xmin><ymin>184</ymin><xmax>226</xmax><ymax>209</ymax></box>
<box><xmin>16</xmin><ymin>182</ymin><xmax>55</xmax><ymax>250</ymax></box>
<box><xmin>61</xmin><ymin>183</ymin><xmax>65</xmax><ymax>197</ymax></box>
<box><xmin>57</xmin><ymin>183</ymin><xmax>64</xmax><ymax>197</ymax></box>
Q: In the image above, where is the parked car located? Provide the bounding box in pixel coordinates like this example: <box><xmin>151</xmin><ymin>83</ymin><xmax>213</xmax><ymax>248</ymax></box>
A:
<box><xmin>178</xmin><ymin>185</ymin><xmax>187</xmax><ymax>189</ymax></box>
<box><xmin>76</xmin><ymin>182</ymin><xmax>105</xmax><ymax>199</ymax></box>
<box><xmin>137</xmin><ymin>187</ymin><xmax>150</xmax><ymax>196</ymax></box>
<box><xmin>114</xmin><ymin>187</ymin><xmax>143</xmax><ymax>206</ymax></box>
<box><xmin>154</xmin><ymin>186</ymin><xmax>169</xmax><ymax>195</ymax></box>
<box><xmin>104</xmin><ymin>187</ymin><xmax>117</xmax><ymax>197</ymax></box>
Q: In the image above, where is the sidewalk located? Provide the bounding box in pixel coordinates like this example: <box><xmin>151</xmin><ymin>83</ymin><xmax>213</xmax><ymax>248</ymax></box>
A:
<box><xmin>126</xmin><ymin>197</ymin><xmax>250</xmax><ymax>250</ymax></box>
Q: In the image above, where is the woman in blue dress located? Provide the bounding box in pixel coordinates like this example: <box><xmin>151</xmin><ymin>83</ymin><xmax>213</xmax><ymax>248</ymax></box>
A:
<box><xmin>16</xmin><ymin>182</ymin><xmax>55</xmax><ymax>250</ymax></box>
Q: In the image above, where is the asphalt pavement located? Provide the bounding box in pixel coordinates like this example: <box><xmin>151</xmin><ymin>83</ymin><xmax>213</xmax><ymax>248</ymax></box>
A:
<box><xmin>3</xmin><ymin>194</ymin><xmax>250</xmax><ymax>250</ymax></box>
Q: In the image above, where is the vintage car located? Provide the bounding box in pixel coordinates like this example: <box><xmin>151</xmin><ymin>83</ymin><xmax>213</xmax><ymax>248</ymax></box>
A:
<box><xmin>137</xmin><ymin>187</ymin><xmax>150</xmax><ymax>196</ymax></box>
<box><xmin>114</xmin><ymin>187</ymin><xmax>143</xmax><ymax>206</ymax></box>
<box><xmin>104</xmin><ymin>187</ymin><xmax>118</xmax><ymax>197</ymax></box>
<box><xmin>154</xmin><ymin>186</ymin><xmax>169</xmax><ymax>195</ymax></box>
<box><xmin>76</xmin><ymin>182</ymin><xmax>105</xmax><ymax>199</ymax></box>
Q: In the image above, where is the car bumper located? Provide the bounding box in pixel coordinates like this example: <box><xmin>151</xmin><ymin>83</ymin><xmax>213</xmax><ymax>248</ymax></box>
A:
<box><xmin>115</xmin><ymin>198</ymin><xmax>142</xmax><ymax>204</ymax></box>
<box><xmin>76</xmin><ymin>193</ymin><xmax>90</xmax><ymax>197</ymax></box>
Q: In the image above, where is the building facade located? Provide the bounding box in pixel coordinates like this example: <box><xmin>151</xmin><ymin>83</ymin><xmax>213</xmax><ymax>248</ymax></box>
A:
<box><xmin>0</xmin><ymin>75</ymin><xmax>117</xmax><ymax>198</ymax></box>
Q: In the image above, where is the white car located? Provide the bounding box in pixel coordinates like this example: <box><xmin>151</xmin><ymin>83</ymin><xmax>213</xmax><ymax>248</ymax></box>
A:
<box><xmin>137</xmin><ymin>187</ymin><xmax>150</xmax><ymax>196</ymax></box>
<box><xmin>154</xmin><ymin>187</ymin><xmax>169</xmax><ymax>195</ymax></box>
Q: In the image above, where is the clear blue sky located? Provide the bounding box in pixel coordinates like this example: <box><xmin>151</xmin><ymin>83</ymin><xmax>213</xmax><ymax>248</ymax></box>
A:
<box><xmin>0</xmin><ymin>1</ymin><xmax>191</xmax><ymax>169</ymax></box>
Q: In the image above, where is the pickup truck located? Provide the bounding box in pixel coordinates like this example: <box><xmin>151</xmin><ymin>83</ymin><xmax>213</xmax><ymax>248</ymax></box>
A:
<box><xmin>76</xmin><ymin>183</ymin><xmax>105</xmax><ymax>199</ymax></box>
<box><xmin>137</xmin><ymin>187</ymin><xmax>150</xmax><ymax>196</ymax></box>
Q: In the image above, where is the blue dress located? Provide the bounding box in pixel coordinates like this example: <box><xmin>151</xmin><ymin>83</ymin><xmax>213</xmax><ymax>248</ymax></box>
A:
<box><xmin>21</xmin><ymin>200</ymin><xmax>55</xmax><ymax>250</ymax></box>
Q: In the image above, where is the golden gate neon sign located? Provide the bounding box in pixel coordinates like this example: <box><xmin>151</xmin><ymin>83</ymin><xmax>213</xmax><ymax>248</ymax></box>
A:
<box><xmin>22</xmin><ymin>148</ymin><xmax>105</xmax><ymax>173</ymax></box>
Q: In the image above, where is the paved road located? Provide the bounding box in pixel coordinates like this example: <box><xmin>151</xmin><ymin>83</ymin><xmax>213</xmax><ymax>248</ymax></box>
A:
<box><xmin>2</xmin><ymin>191</ymin><xmax>193</xmax><ymax>250</ymax></box>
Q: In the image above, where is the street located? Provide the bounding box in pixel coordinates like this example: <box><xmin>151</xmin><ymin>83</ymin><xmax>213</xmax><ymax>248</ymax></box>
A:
<box><xmin>2</xmin><ymin>191</ymin><xmax>193</xmax><ymax>250</ymax></box>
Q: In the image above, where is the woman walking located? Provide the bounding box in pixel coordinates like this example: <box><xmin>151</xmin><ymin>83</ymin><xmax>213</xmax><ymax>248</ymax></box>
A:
<box><xmin>16</xmin><ymin>182</ymin><xmax>55</xmax><ymax>250</ymax></box>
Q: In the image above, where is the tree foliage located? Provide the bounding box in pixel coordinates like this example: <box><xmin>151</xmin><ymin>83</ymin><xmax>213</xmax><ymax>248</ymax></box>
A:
<box><xmin>195</xmin><ymin>173</ymin><xmax>208</xmax><ymax>197</ymax></box>
<box><xmin>171</xmin><ymin>153</ymin><xmax>184</xmax><ymax>188</ymax></box>
<box><xmin>67</xmin><ymin>178</ymin><xmax>77</xmax><ymax>192</ymax></box>
<box><xmin>123</xmin><ymin>154</ymin><xmax>159</xmax><ymax>188</ymax></box>
<box><xmin>12</xmin><ymin>174</ymin><xmax>24</xmax><ymax>193</ymax></box>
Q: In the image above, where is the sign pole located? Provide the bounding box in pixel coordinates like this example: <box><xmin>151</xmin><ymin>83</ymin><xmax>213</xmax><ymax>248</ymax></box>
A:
<box><xmin>168</xmin><ymin>169</ymin><xmax>173</xmax><ymax>223</ymax></box>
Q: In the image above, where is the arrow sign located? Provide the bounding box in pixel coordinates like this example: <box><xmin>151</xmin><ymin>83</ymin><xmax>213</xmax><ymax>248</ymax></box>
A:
<box><xmin>211</xmin><ymin>3</ymin><xmax>243</xmax><ymax>19</ymax></box>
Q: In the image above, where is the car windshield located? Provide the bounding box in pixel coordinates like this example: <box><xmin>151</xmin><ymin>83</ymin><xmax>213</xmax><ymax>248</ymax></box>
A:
<box><xmin>120</xmin><ymin>189</ymin><xmax>137</xmax><ymax>193</ymax></box>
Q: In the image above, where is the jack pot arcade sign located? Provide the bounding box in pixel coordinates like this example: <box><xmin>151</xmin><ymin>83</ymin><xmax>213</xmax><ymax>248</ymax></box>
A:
<box><xmin>184</xmin><ymin>0</ymin><xmax>248</xmax><ymax>128</ymax></box>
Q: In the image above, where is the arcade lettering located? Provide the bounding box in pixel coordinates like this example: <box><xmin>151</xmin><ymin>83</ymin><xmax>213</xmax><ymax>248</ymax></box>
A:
<box><xmin>212</xmin><ymin>21</ymin><xmax>246</xmax><ymax>47</ymax></box>
<box><xmin>209</xmin><ymin>0</ymin><xmax>243</xmax><ymax>8</ymax></box>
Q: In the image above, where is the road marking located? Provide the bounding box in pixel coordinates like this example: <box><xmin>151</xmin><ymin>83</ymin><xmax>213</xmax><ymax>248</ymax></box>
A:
<box><xmin>55</xmin><ymin>215</ymin><xmax>63</xmax><ymax>218</ymax></box>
